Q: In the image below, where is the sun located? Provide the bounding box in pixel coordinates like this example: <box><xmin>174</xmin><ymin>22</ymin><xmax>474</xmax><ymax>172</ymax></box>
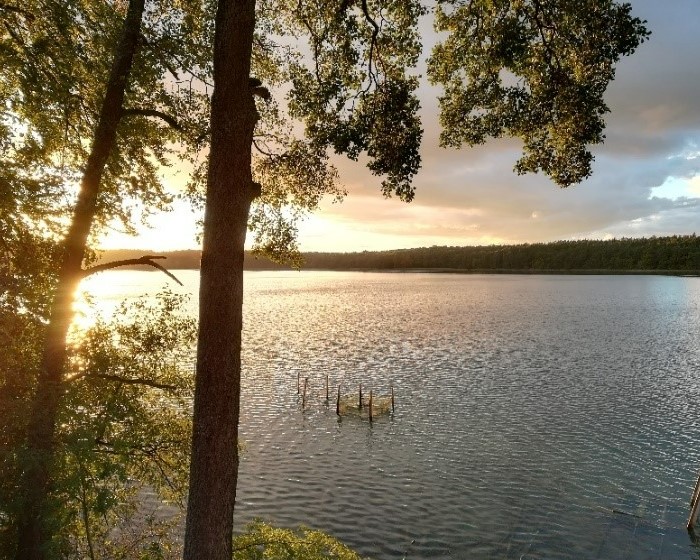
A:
<box><xmin>98</xmin><ymin>201</ymin><xmax>201</xmax><ymax>251</ymax></box>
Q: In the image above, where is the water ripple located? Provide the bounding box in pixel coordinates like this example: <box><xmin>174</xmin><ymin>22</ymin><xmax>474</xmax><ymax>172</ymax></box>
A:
<box><xmin>83</xmin><ymin>271</ymin><xmax>700</xmax><ymax>559</ymax></box>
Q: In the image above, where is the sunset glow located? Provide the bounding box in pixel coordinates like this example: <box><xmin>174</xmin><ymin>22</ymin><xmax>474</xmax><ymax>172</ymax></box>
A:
<box><xmin>96</xmin><ymin>0</ymin><xmax>700</xmax><ymax>254</ymax></box>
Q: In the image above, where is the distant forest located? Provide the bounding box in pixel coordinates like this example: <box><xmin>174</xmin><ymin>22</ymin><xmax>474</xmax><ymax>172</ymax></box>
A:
<box><xmin>100</xmin><ymin>235</ymin><xmax>700</xmax><ymax>274</ymax></box>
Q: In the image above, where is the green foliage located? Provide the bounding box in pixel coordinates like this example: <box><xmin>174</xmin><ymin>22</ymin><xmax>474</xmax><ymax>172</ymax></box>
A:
<box><xmin>2</xmin><ymin>3</ymin><xmax>216</xmax><ymax>555</ymax></box>
<box><xmin>283</xmin><ymin>0</ymin><xmax>425</xmax><ymax>201</ymax></box>
<box><xmin>186</xmin><ymin>0</ymin><xmax>651</xmax><ymax>265</ymax></box>
<box><xmin>233</xmin><ymin>521</ymin><xmax>367</xmax><ymax>560</ymax></box>
<box><xmin>181</xmin><ymin>0</ymin><xmax>428</xmax><ymax>262</ymax></box>
<box><xmin>0</xmin><ymin>290</ymin><xmax>195</xmax><ymax>558</ymax></box>
<box><xmin>428</xmin><ymin>0</ymin><xmax>650</xmax><ymax>186</ymax></box>
<box><xmin>0</xmin><ymin>305</ymin><xmax>44</xmax><ymax>553</ymax></box>
<box><xmin>3</xmin><ymin>0</ymin><xmax>650</xmax><ymax>270</ymax></box>
<box><xmin>250</xmin><ymin>134</ymin><xmax>344</xmax><ymax>266</ymax></box>
<box><xmin>0</xmin><ymin>0</ymin><xmax>212</xmax><ymax>245</ymax></box>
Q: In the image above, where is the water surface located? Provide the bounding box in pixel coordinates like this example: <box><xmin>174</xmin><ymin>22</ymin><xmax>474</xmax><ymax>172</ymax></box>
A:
<box><xmin>81</xmin><ymin>271</ymin><xmax>700</xmax><ymax>559</ymax></box>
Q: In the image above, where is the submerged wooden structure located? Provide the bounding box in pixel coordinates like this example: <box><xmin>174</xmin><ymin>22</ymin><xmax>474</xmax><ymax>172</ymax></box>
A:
<box><xmin>297</xmin><ymin>373</ymin><xmax>395</xmax><ymax>421</ymax></box>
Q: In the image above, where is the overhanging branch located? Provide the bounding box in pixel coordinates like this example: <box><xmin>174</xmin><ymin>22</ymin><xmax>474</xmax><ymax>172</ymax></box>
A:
<box><xmin>82</xmin><ymin>255</ymin><xmax>183</xmax><ymax>286</ymax></box>
<box><xmin>91</xmin><ymin>373</ymin><xmax>177</xmax><ymax>390</ymax></box>
<box><xmin>122</xmin><ymin>107</ymin><xmax>184</xmax><ymax>131</ymax></box>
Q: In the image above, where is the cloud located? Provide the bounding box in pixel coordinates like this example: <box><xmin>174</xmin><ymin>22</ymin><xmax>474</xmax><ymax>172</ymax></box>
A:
<box><xmin>104</xmin><ymin>0</ymin><xmax>700</xmax><ymax>252</ymax></box>
<box><xmin>301</xmin><ymin>0</ymin><xmax>700</xmax><ymax>251</ymax></box>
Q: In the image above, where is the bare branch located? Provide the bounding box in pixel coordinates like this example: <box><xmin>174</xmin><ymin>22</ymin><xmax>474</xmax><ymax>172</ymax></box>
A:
<box><xmin>122</xmin><ymin>108</ymin><xmax>184</xmax><ymax>131</ymax></box>
<box><xmin>90</xmin><ymin>373</ymin><xmax>177</xmax><ymax>391</ymax></box>
<box><xmin>253</xmin><ymin>138</ymin><xmax>276</xmax><ymax>158</ymax></box>
<box><xmin>82</xmin><ymin>255</ymin><xmax>183</xmax><ymax>286</ymax></box>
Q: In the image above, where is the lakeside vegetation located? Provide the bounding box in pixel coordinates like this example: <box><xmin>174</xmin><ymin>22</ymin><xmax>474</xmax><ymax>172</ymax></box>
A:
<box><xmin>101</xmin><ymin>235</ymin><xmax>700</xmax><ymax>274</ymax></box>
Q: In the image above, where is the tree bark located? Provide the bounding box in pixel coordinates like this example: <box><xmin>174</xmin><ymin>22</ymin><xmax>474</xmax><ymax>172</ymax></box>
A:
<box><xmin>183</xmin><ymin>0</ymin><xmax>257</xmax><ymax>558</ymax></box>
<box><xmin>14</xmin><ymin>2</ymin><xmax>145</xmax><ymax>558</ymax></box>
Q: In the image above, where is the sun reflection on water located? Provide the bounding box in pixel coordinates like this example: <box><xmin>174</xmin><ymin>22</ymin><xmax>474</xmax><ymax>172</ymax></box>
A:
<box><xmin>72</xmin><ymin>270</ymin><xmax>195</xmax><ymax>333</ymax></box>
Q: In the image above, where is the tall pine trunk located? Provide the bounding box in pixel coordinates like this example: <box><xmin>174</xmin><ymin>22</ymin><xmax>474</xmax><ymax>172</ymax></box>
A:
<box><xmin>183</xmin><ymin>0</ymin><xmax>257</xmax><ymax>557</ymax></box>
<box><xmin>15</xmin><ymin>2</ymin><xmax>145</xmax><ymax>558</ymax></box>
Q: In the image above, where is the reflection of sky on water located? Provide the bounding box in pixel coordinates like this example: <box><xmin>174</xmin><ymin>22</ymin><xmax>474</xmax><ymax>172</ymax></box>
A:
<box><xmin>73</xmin><ymin>269</ymin><xmax>197</xmax><ymax>331</ymax></box>
<box><xmin>77</xmin><ymin>270</ymin><xmax>700</xmax><ymax>558</ymax></box>
<box><xmin>236</xmin><ymin>272</ymin><xmax>700</xmax><ymax>558</ymax></box>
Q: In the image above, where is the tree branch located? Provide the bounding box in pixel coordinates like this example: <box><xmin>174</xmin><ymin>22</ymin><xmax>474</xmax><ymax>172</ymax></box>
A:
<box><xmin>253</xmin><ymin>138</ymin><xmax>276</xmax><ymax>158</ymax></box>
<box><xmin>138</xmin><ymin>33</ymin><xmax>181</xmax><ymax>80</ymax></box>
<box><xmin>2</xmin><ymin>19</ymin><xmax>25</xmax><ymax>46</ymax></box>
<box><xmin>361</xmin><ymin>0</ymin><xmax>380</xmax><ymax>90</ymax></box>
<box><xmin>122</xmin><ymin>108</ymin><xmax>184</xmax><ymax>131</ymax></box>
<box><xmin>82</xmin><ymin>255</ymin><xmax>183</xmax><ymax>286</ymax></box>
<box><xmin>531</xmin><ymin>0</ymin><xmax>563</xmax><ymax>73</ymax></box>
<box><xmin>94</xmin><ymin>438</ymin><xmax>181</xmax><ymax>457</ymax></box>
<box><xmin>90</xmin><ymin>373</ymin><xmax>177</xmax><ymax>391</ymax></box>
<box><xmin>139</xmin><ymin>30</ymin><xmax>214</xmax><ymax>88</ymax></box>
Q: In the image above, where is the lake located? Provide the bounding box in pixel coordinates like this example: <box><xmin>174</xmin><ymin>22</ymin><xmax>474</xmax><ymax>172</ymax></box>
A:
<box><xmin>79</xmin><ymin>270</ymin><xmax>700</xmax><ymax>559</ymax></box>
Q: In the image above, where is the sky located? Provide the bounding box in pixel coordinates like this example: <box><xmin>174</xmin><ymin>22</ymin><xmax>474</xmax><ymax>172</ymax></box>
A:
<box><xmin>101</xmin><ymin>0</ymin><xmax>700</xmax><ymax>253</ymax></box>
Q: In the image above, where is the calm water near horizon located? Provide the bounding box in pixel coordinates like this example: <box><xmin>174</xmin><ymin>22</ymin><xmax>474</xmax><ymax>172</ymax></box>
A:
<box><xmin>79</xmin><ymin>270</ymin><xmax>700</xmax><ymax>559</ymax></box>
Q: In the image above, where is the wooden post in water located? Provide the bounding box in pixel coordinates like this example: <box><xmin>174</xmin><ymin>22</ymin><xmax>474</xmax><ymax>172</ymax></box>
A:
<box><xmin>336</xmin><ymin>385</ymin><xmax>341</xmax><ymax>416</ymax></box>
<box><xmin>302</xmin><ymin>377</ymin><xmax>308</xmax><ymax>409</ymax></box>
<box><xmin>297</xmin><ymin>372</ymin><xmax>300</xmax><ymax>395</ymax></box>
<box><xmin>359</xmin><ymin>383</ymin><xmax>363</xmax><ymax>409</ymax></box>
<box><xmin>325</xmin><ymin>374</ymin><xmax>329</xmax><ymax>400</ymax></box>
<box><xmin>391</xmin><ymin>384</ymin><xmax>395</xmax><ymax>412</ymax></box>
<box><xmin>691</xmin><ymin>472</ymin><xmax>700</xmax><ymax>509</ymax></box>
<box><xmin>688</xmin><ymin>469</ymin><xmax>700</xmax><ymax>530</ymax></box>
<box><xmin>369</xmin><ymin>390</ymin><xmax>373</xmax><ymax>422</ymax></box>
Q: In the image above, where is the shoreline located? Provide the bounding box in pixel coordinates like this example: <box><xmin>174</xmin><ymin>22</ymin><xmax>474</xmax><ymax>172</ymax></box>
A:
<box><xmin>102</xmin><ymin>266</ymin><xmax>700</xmax><ymax>277</ymax></box>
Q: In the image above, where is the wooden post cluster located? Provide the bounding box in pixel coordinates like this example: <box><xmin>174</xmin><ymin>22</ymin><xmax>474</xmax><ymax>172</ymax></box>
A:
<box><xmin>298</xmin><ymin>374</ymin><xmax>395</xmax><ymax>420</ymax></box>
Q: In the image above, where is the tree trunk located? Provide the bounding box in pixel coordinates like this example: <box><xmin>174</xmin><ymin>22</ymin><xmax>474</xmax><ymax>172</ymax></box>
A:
<box><xmin>183</xmin><ymin>0</ymin><xmax>257</xmax><ymax>558</ymax></box>
<box><xmin>14</xmin><ymin>2</ymin><xmax>145</xmax><ymax>558</ymax></box>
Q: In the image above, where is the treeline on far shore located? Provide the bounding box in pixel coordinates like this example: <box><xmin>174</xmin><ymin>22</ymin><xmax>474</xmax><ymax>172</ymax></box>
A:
<box><xmin>99</xmin><ymin>235</ymin><xmax>700</xmax><ymax>274</ymax></box>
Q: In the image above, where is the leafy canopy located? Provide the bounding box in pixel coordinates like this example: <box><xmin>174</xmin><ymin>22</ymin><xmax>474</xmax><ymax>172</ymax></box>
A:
<box><xmin>283</xmin><ymin>0</ymin><xmax>425</xmax><ymax>202</ymax></box>
<box><xmin>428</xmin><ymin>0</ymin><xmax>650</xmax><ymax>186</ymax></box>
